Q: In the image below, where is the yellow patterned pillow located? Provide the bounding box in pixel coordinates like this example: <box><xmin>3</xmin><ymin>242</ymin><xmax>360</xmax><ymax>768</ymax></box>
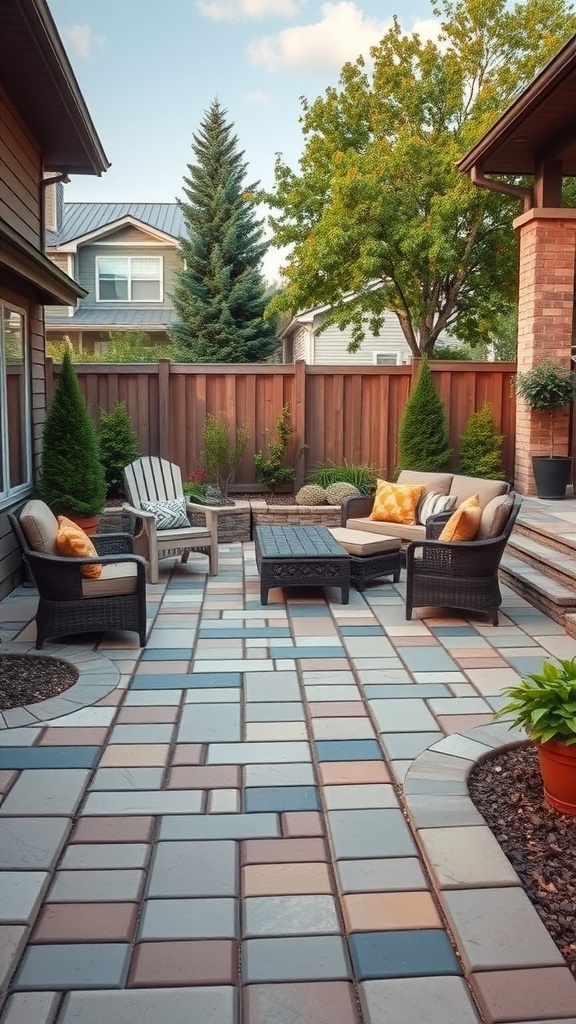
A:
<box><xmin>438</xmin><ymin>494</ymin><xmax>481</xmax><ymax>542</ymax></box>
<box><xmin>56</xmin><ymin>516</ymin><xmax>102</xmax><ymax>579</ymax></box>
<box><xmin>369</xmin><ymin>480</ymin><xmax>425</xmax><ymax>525</ymax></box>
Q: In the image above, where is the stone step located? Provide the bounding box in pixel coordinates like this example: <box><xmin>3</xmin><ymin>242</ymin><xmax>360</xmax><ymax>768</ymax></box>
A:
<box><xmin>507</xmin><ymin>531</ymin><xmax>576</xmax><ymax>587</ymax></box>
<box><xmin>500</xmin><ymin>553</ymin><xmax>576</xmax><ymax>625</ymax></box>
<box><xmin>515</xmin><ymin>517</ymin><xmax>576</xmax><ymax>559</ymax></box>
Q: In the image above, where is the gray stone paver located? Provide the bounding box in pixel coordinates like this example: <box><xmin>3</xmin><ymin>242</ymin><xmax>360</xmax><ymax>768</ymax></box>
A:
<box><xmin>1</xmin><ymin>524</ymin><xmax>576</xmax><ymax>1017</ymax></box>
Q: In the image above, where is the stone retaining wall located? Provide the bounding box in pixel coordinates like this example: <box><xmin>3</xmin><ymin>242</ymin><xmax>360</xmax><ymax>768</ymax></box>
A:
<box><xmin>250</xmin><ymin>501</ymin><xmax>341</xmax><ymax>529</ymax></box>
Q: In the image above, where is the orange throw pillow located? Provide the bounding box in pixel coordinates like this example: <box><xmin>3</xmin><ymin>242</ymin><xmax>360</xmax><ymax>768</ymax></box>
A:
<box><xmin>369</xmin><ymin>480</ymin><xmax>424</xmax><ymax>526</ymax></box>
<box><xmin>438</xmin><ymin>494</ymin><xmax>481</xmax><ymax>542</ymax></box>
<box><xmin>56</xmin><ymin>516</ymin><xmax>102</xmax><ymax>579</ymax></box>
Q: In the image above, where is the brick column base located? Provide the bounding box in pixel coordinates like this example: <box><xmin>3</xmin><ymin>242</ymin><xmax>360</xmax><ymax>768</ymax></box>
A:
<box><xmin>513</xmin><ymin>209</ymin><xmax>576</xmax><ymax>495</ymax></box>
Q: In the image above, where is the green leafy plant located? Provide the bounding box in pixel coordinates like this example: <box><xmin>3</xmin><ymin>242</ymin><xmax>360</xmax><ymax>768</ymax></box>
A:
<box><xmin>38</xmin><ymin>351</ymin><xmax>106</xmax><ymax>517</ymax></box>
<box><xmin>198</xmin><ymin>413</ymin><xmax>248</xmax><ymax>499</ymax></box>
<box><xmin>306</xmin><ymin>460</ymin><xmax>377</xmax><ymax>495</ymax></box>
<box><xmin>254</xmin><ymin>405</ymin><xmax>296</xmax><ymax>491</ymax></box>
<box><xmin>398</xmin><ymin>357</ymin><xmax>452</xmax><ymax>472</ymax></box>
<box><xmin>514</xmin><ymin>360</ymin><xmax>576</xmax><ymax>457</ymax></box>
<box><xmin>495</xmin><ymin>658</ymin><xmax>576</xmax><ymax>746</ymax></box>
<box><xmin>458</xmin><ymin>403</ymin><xmax>506</xmax><ymax>480</ymax></box>
<box><xmin>98</xmin><ymin>402</ymin><xmax>140</xmax><ymax>499</ymax></box>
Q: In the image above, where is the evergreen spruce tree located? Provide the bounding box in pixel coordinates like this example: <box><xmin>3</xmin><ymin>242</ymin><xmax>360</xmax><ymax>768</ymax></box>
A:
<box><xmin>170</xmin><ymin>99</ymin><xmax>276</xmax><ymax>363</ymax></box>
<box><xmin>398</xmin><ymin>358</ymin><xmax>452</xmax><ymax>472</ymax></box>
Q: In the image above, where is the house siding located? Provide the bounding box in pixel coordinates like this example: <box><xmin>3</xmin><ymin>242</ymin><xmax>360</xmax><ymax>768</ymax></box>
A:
<box><xmin>313</xmin><ymin>314</ymin><xmax>411</xmax><ymax>365</ymax></box>
<box><xmin>46</xmin><ymin>253</ymin><xmax>73</xmax><ymax>321</ymax></box>
<box><xmin>292</xmin><ymin>325</ymin><xmax>308</xmax><ymax>361</ymax></box>
<box><xmin>77</xmin><ymin>242</ymin><xmax>181</xmax><ymax>313</ymax></box>
<box><xmin>0</xmin><ymin>87</ymin><xmax>42</xmax><ymax>249</ymax></box>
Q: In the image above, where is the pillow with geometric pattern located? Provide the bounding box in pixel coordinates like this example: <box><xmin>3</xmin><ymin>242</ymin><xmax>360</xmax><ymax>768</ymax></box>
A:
<box><xmin>369</xmin><ymin>480</ymin><xmax>424</xmax><ymax>526</ymax></box>
<box><xmin>417</xmin><ymin>491</ymin><xmax>458</xmax><ymax>526</ymax></box>
<box><xmin>141</xmin><ymin>497</ymin><xmax>189</xmax><ymax>530</ymax></box>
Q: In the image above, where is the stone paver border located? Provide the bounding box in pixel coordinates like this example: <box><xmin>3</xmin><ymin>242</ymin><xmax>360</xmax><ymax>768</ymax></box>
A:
<box><xmin>0</xmin><ymin>643</ymin><xmax>120</xmax><ymax>730</ymax></box>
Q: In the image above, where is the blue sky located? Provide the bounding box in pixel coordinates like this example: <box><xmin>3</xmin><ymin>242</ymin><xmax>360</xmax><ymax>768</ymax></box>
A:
<box><xmin>49</xmin><ymin>0</ymin><xmax>436</xmax><ymax>278</ymax></box>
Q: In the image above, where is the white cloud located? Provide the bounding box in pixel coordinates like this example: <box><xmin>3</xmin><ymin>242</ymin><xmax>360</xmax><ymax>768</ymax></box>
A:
<box><xmin>411</xmin><ymin>18</ymin><xmax>442</xmax><ymax>44</ymax></box>
<box><xmin>62</xmin><ymin>24</ymin><xmax>104</xmax><ymax>59</ymax></box>
<box><xmin>197</xmin><ymin>0</ymin><xmax>300</xmax><ymax>21</ymax></box>
<box><xmin>248</xmin><ymin>2</ymin><xmax>392</xmax><ymax>72</ymax></box>
<box><xmin>245</xmin><ymin>90</ymin><xmax>272</xmax><ymax>105</ymax></box>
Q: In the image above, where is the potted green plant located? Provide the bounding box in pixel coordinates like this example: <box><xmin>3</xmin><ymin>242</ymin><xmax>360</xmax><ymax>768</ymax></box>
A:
<box><xmin>495</xmin><ymin>657</ymin><xmax>576</xmax><ymax>815</ymax></box>
<box><xmin>513</xmin><ymin>359</ymin><xmax>576</xmax><ymax>498</ymax></box>
<box><xmin>38</xmin><ymin>351</ymin><xmax>106</xmax><ymax>533</ymax></box>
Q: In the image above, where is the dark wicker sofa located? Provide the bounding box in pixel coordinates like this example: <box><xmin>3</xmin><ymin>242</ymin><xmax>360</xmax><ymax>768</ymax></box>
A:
<box><xmin>404</xmin><ymin>494</ymin><xmax>522</xmax><ymax>625</ymax></box>
<box><xmin>9</xmin><ymin>500</ymin><xmax>147</xmax><ymax>649</ymax></box>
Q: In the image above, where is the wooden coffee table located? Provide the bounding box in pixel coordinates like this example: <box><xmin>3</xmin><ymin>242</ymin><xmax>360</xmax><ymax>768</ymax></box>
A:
<box><xmin>254</xmin><ymin>525</ymin><xmax>350</xmax><ymax>605</ymax></box>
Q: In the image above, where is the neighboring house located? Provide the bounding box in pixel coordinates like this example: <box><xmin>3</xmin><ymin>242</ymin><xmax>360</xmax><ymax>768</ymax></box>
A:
<box><xmin>280</xmin><ymin>301</ymin><xmax>413</xmax><ymax>365</ymax></box>
<box><xmin>0</xmin><ymin>0</ymin><xmax>108</xmax><ymax>599</ymax></box>
<box><xmin>45</xmin><ymin>197</ymin><xmax>185</xmax><ymax>354</ymax></box>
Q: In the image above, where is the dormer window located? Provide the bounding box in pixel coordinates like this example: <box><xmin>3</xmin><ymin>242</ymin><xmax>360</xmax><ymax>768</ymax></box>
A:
<box><xmin>96</xmin><ymin>256</ymin><xmax>162</xmax><ymax>302</ymax></box>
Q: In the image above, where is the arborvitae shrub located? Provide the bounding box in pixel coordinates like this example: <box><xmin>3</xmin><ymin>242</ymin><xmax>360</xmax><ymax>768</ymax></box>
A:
<box><xmin>397</xmin><ymin>358</ymin><xmax>452</xmax><ymax>472</ymax></box>
<box><xmin>98</xmin><ymin>402</ymin><xmax>140</xmax><ymax>498</ymax></box>
<box><xmin>459</xmin><ymin>403</ymin><xmax>506</xmax><ymax>480</ymax></box>
<box><xmin>38</xmin><ymin>351</ymin><xmax>106</xmax><ymax>517</ymax></box>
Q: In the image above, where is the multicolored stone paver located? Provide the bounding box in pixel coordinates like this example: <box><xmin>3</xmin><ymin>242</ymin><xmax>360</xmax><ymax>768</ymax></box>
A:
<box><xmin>1</xmin><ymin>536</ymin><xmax>576</xmax><ymax>1023</ymax></box>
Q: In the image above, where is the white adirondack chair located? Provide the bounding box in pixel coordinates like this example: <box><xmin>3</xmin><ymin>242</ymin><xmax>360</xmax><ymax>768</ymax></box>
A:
<box><xmin>123</xmin><ymin>456</ymin><xmax>219</xmax><ymax>584</ymax></box>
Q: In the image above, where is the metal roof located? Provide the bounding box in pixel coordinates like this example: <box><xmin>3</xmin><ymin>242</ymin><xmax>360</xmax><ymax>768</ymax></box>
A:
<box><xmin>458</xmin><ymin>33</ymin><xmax>576</xmax><ymax>176</ymax></box>
<box><xmin>47</xmin><ymin>203</ymin><xmax>185</xmax><ymax>246</ymax></box>
<box><xmin>0</xmin><ymin>0</ymin><xmax>108</xmax><ymax>176</ymax></box>
<box><xmin>45</xmin><ymin>307</ymin><xmax>177</xmax><ymax>328</ymax></box>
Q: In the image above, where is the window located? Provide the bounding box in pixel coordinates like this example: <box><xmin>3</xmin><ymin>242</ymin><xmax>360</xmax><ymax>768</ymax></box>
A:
<box><xmin>373</xmin><ymin>351</ymin><xmax>402</xmax><ymax>365</ymax></box>
<box><xmin>96</xmin><ymin>257</ymin><xmax>162</xmax><ymax>302</ymax></box>
<box><xmin>0</xmin><ymin>304</ymin><xmax>31</xmax><ymax>503</ymax></box>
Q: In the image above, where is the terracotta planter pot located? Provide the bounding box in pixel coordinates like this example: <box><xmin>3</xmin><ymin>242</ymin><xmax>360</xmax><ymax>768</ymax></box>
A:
<box><xmin>66</xmin><ymin>514</ymin><xmax>100</xmax><ymax>536</ymax></box>
<box><xmin>536</xmin><ymin>739</ymin><xmax>576</xmax><ymax>815</ymax></box>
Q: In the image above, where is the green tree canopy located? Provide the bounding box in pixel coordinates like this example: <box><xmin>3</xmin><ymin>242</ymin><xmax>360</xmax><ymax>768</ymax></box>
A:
<box><xmin>263</xmin><ymin>0</ymin><xmax>576</xmax><ymax>357</ymax></box>
<box><xmin>170</xmin><ymin>99</ymin><xmax>277</xmax><ymax>363</ymax></box>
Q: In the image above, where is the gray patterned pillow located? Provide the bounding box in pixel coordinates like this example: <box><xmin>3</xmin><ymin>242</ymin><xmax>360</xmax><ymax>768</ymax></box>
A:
<box><xmin>141</xmin><ymin>497</ymin><xmax>189</xmax><ymax>530</ymax></box>
<box><xmin>417</xmin><ymin>491</ymin><xmax>458</xmax><ymax>526</ymax></box>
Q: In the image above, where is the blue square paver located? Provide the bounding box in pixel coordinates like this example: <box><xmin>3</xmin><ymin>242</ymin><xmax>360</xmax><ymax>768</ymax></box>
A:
<box><xmin>243</xmin><ymin>935</ymin><xmax>349</xmax><ymax>982</ymax></box>
<box><xmin>0</xmin><ymin>747</ymin><xmax>99</xmax><ymax>770</ymax></box>
<box><xmin>349</xmin><ymin>930</ymin><xmax>461</xmax><ymax>979</ymax></box>
<box><xmin>131</xmin><ymin>672</ymin><xmax>242</xmax><ymax>689</ymax></box>
<box><xmin>147</xmin><ymin>840</ymin><xmax>237</xmax><ymax>897</ymax></box>
<box><xmin>245</xmin><ymin>786</ymin><xmax>320</xmax><ymax>812</ymax></box>
<box><xmin>13</xmin><ymin>943</ymin><xmax>131</xmax><ymax>990</ymax></box>
<box><xmin>140</xmin><ymin>649</ymin><xmax>193</xmax><ymax>661</ymax></box>
<box><xmin>315</xmin><ymin>740</ymin><xmax>383</xmax><ymax>762</ymax></box>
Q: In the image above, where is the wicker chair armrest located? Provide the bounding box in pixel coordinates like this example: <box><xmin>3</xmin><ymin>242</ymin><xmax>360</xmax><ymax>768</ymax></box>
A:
<box><xmin>25</xmin><ymin>550</ymin><xmax>147</xmax><ymax>601</ymax></box>
<box><xmin>341</xmin><ymin>494</ymin><xmax>374</xmax><ymax>526</ymax></box>
<box><xmin>93</xmin><ymin>533</ymin><xmax>134</xmax><ymax>555</ymax></box>
<box><xmin>425</xmin><ymin>512</ymin><xmax>453</xmax><ymax>539</ymax></box>
<box><xmin>406</xmin><ymin>536</ymin><xmax>506</xmax><ymax>578</ymax></box>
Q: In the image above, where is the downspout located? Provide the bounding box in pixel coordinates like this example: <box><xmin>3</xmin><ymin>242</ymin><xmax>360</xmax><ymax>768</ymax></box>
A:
<box><xmin>470</xmin><ymin>164</ymin><xmax>533</xmax><ymax>212</ymax></box>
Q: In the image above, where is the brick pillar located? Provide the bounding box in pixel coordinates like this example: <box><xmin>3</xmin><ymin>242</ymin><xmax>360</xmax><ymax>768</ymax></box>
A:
<box><xmin>513</xmin><ymin>209</ymin><xmax>576</xmax><ymax>495</ymax></box>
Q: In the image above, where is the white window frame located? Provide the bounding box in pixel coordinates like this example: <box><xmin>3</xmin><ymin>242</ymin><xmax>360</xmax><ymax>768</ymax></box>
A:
<box><xmin>372</xmin><ymin>350</ymin><xmax>403</xmax><ymax>366</ymax></box>
<box><xmin>0</xmin><ymin>302</ymin><xmax>31</xmax><ymax>507</ymax></box>
<box><xmin>95</xmin><ymin>256</ymin><xmax>163</xmax><ymax>303</ymax></box>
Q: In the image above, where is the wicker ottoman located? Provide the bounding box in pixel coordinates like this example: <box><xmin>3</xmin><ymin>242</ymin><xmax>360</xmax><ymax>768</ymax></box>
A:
<box><xmin>329</xmin><ymin>527</ymin><xmax>402</xmax><ymax>591</ymax></box>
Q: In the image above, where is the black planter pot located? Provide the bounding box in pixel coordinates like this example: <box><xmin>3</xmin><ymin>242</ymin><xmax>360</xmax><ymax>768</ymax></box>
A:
<box><xmin>531</xmin><ymin>455</ymin><xmax>573</xmax><ymax>499</ymax></box>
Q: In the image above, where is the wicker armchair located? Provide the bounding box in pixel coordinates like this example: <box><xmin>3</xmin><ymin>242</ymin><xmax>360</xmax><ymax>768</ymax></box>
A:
<box><xmin>8</xmin><ymin>503</ymin><xmax>147</xmax><ymax>649</ymax></box>
<box><xmin>404</xmin><ymin>495</ymin><xmax>522</xmax><ymax>626</ymax></box>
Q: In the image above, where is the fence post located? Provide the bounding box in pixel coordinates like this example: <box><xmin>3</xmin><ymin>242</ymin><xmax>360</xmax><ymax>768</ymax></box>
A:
<box><xmin>294</xmin><ymin>359</ymin><xmax>306</xmax><ymax>490</ymax></box>
<box><xmin>158</xmin><ymin>359</ymin><xmax>170</xmax><ymax>460</ymax></box>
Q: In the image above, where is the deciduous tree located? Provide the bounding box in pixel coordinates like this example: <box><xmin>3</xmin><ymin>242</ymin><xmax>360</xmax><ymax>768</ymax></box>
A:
<box><xmin>263</xmin><ymin>0</ymin><xmax>575</xmax><ymax>356</ymax></box>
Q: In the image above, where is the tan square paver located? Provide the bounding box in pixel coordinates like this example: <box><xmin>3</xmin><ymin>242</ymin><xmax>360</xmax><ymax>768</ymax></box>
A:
<box><xmin>341</xmin><ymin>892</ymin><xmax>442</xmax><ymax>932</ymax></box>
<box><xmin>243</xmin><ymin>862</ymin><xmax>332</xmax><ymax>895</ymax></box>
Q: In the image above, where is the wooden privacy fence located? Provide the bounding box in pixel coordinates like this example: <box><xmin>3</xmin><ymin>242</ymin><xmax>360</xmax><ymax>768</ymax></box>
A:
<box><xmin>46</xmin><ymin>359</ymin><xmax>517</xmax><ymax>488</ymax></box>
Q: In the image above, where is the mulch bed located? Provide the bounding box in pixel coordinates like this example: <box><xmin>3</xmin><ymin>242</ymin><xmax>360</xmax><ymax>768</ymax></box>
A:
<box><xmin>469</xmin><ymin>745</ymin><xmax>576</xmax><ymax>974</ymax></box>
<box><xmin>0</xmin><ymin>655</ymin><xmax>78</xmax><ymax>710</ymax></box>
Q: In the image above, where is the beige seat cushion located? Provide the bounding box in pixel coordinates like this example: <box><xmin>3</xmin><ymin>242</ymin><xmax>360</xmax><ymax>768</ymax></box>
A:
<box><xmin>346</xmin><ymin>517</ymin><xmax>426</xmax><ymax>542</ymax></box>
<box><xmin>449</xmin><ymin>475</ymin><xmax>508</xmax><ymax>509</ymax></box>
<box><xmin>19</xmin><ymin>500</ymin><xmax>59</xmax><ymax>555</ymax></box>
<box><xmin>397</xmin><ymin>471</ymin><xmax>453</xmax><ymax>496</ymax></box>
<box><xmin>477</xmin><ymin>493</ymin><xmax>514</xmax><ymax>540</ymax></box>
<box><xmin>330</xmin><ymin>527</ymin><xmax>402</xmax><ymax>557</ymax></box>
<box><xmin>82</xmin><ymin>561</ymin><xmax>138</xmax><ymax>599</ymax></box>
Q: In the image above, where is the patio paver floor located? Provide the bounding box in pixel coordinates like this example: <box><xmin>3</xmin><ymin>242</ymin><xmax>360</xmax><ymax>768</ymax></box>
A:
<box><xmin>0</xmin><ymin>526</ymin><xmax>575</xmax><ymax>1022</ymax></box>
